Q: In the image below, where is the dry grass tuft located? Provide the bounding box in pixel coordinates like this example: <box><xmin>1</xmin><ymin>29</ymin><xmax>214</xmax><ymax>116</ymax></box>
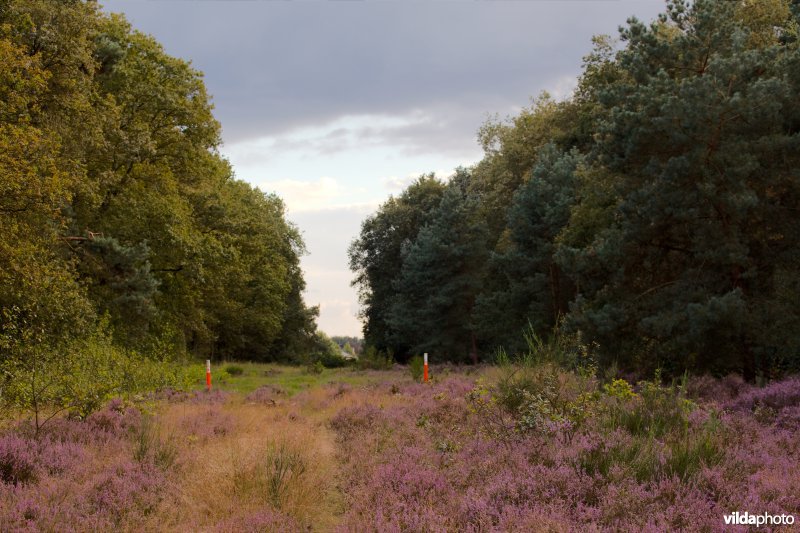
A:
<box><xmin>154</xmin><ymin>396</ymin><xmax>344</xmax><ymax>531</ymax></box>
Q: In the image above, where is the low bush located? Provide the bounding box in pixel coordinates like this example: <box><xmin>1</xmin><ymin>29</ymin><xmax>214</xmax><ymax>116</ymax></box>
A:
<box><xmin>245</xmin><ymin>385</ymin><xmax>285</xmax><ymax>405</ymax></box>
<box><xmin>602</xmin><ymin>374</ymin><xmax>696</xmax><ymax>438</ymax></box>
<box><xmin>409</xmin><ymin>355</ymin><xmax>424</xmax><ymax>382</ymax></box>
<box><xmin>0</xmin><ymin>434</ymin><xmax>38</xmax><ymax>485</ymax></box>
<box><xmin>224</xmin><ymin>365</ymin><xmax>245</xmax><ymax>376</ymax></box>
<box><xmin>357</xmin><ymin>346</ymin><xmax>393</xmax><ymax>370</ymax></box>
<box><xmin>1</xmin><ymin>326</ymin><xmax>194</xmax><ymax>434</ymax></box>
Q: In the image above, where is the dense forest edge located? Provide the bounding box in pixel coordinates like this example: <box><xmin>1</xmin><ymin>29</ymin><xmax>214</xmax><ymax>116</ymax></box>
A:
<box><xmin>350</xmin><ymin>0</ymin><xmax>800</xmax><ymax>380</ymax></box>
<box><xmin>0</xmin><ymin>0</ymin><xmax>341</xmax><ymax>426</ymax></box>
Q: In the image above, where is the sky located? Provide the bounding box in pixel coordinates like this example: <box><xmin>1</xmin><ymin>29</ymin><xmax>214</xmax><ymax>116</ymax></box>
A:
<box><xmin>100</xmin><ymin>0</ymin><xmax>665</xmax><ymax>337</ymax></box>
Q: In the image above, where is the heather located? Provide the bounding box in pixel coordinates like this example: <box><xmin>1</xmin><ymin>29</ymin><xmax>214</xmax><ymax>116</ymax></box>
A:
<box><xmin>331</xmin><ymin>367</ymin><xmax>800</xmax><ymax>532</ymax></box>
<box><xmin>0</xmin><ymin>363</ymin><xmax>798</xmax><ymax>530</ymax></box>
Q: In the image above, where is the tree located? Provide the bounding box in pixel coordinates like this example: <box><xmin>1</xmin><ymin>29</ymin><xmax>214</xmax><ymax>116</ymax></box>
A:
<box><xmin>474</xmin><ymin>145</ymin><xmax>583</xmax><ymax>354</ymax></box>
<box><xmin>561</xmin><ymin>0</ymin><xmax>800</xmax><ymax>376</ymax></box>
<box><xmin>349</xmin><ymin>175</ymin><xmax>446</xmax><ymax>358</ymax></box>
<box><xmin>0</xmin><ymin>0</ymin><xmax>315</xmax><ymax>377</ymax></box>
<box><xmin>388</xmin><ymin>170</ymin><xmax>490</xmax><ymax>363</ymax></box>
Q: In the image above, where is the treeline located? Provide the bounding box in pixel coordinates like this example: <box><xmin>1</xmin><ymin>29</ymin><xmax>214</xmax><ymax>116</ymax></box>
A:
<box><xmin>350</xmin><ymin>0</ymin><xmax>800</xmax><ymax>378</ymax></box>
<box><xmin>0</xmin><ymin>0</ymin><xmax>318</xmax><ymax>365</ymax></box>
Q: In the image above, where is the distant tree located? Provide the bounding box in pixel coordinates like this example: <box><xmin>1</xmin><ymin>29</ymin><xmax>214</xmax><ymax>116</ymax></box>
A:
<box><xmin>331</xmin><ymin>336</ymin><xmax>363</xmax><ymax>356</ymax></box>
<box><xmin>474</xmin><ymin>145</ymin><xmax>583</xmax><ymax>354</ymax></box>
<box><xmin>349</xmin><ymin>175</ymin><xmax>446</xmax><ymax>359</ymax></box>
<box><xmin>388</xmin><ymin>170</ymin><xmax>490</xmax><ymax>363</ymax></box>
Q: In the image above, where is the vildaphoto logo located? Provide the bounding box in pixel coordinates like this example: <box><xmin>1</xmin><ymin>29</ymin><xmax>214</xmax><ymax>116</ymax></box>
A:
<box><xmin>723</xmin><ymin>512</ymin><xmax>795</xmax><ymax>527</ymax></box>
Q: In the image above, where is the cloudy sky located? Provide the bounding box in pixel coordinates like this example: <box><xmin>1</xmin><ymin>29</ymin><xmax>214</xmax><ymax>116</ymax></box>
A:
<box><xmin>101</xmin><ymin>0</ymin><xmax>665</xmax><ymax>337</ymax></box>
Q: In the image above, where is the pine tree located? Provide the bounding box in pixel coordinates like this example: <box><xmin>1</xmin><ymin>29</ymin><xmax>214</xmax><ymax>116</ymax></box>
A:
<box><xmin>562</xmin><ymin>0</ymin><xmax>800</xmax><ymax>376</ymax></box>
<box><xmin>388</xmin><ymin>170</ymin><xmax>489</xmax><ymax>363</ymax></box>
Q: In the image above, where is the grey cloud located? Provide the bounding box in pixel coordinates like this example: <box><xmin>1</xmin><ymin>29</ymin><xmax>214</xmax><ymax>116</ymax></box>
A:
<box><xmin>100</xmin><ymin>0</ymin><xmax>665</xmax><ymax>150</ymax></box>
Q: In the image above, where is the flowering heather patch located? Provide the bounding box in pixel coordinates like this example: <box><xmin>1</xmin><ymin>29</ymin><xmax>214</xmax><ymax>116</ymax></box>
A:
<box><xmin>150</xmin><ymin>387</ymin><xmax>192</xmax><ymax>403</ymax></box>
<box><xmin>686</xmin><ymin>374</ymin><xmax>750</xmax><ymax>403</ymax></box>
<box><xmin>245</xmin><ymin>384</ymin><xmax>286</xmax><ymax>405</ymax></box>
<box><xmin>0</xmin><ymin>398</ymin><xmax>180</xmax><ymax>531</ymax></box>
<box><xmin>2</xmin><ymin>367</ymin><xmax>798</xmax><ymax>530</ymax></box>
<box><xmin>326</xmin><ymin>382</ymin><xmax>352</xmax><ymax>399</ymax></box>
<box><xmin>0</xmin><ymin>434</ymin><xmax>86</xmax><ymax>486</ymax></box>
<box><xmin>189</xmin><ymin>388</ymin><xmax>232</xmax><ymax>405</ymax></box>
<box><xmin>332</xmin><ymin>372</ymin><xmax>800</xmax><ymax>531</ymax></box>
<box><xmin>726</xmin><ymin>376</ymin><xmax>800</xmax><ymax>412</ymax></box>
<box><xmin>0</xmin><ymin>435</ymin><xmax>39</xmax><ymax>485</ymax></box>
<box><xmin>11</xmin><ymin>401</ymin><xmax>143</xmax><ymax>448</ymax></box>
<box><xmin>150</xmin><ymin>387</ymin><xmax>232</xmax><ymax>405</ymax></box>
<box><xmin>82</xmin><ymin>459</ymin><xmax>167</xmax><ymax>524</ymax></box>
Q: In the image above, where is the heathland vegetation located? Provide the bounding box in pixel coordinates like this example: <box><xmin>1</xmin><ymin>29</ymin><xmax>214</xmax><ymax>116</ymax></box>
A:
<box><xmin>1</xmin><ymin>361</ymin><xmax>798</xmax><ymax>530</ymax></box>
<box><xmin>1</xmin><ymin>0</ymin><xmax>800</xmax><ymax>530</ymax></box>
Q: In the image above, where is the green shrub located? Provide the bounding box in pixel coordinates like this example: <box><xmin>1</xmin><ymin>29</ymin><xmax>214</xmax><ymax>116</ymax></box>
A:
<box><xmin>307</xmin><ymin>331</ymin><xmax>348</xmax><ymax>368</ymax></box>
<box><xmin>318</xmin><ymin>351</ymin><xmax>347</xmax><ymax>369</ymax></box>
<box><xmin>409</xmin><ymin>355</ymin><xmax>424</xmax><ymax>382</ymax></box>
<box><xmin>305</xmin><ymin>360</ymin><xmax>325</xmax><ymax>374</ymax></box>
<box><xmin>357</xmin><ymin>346</ymin><xmax>393</xmax><ymax>370</ymax></box>
<box><xmin>0</xmin><ymin>322</ymin><xmax>193</xmax><ymax>434</ymax></box>
<box><xmin>603</xmin><ymin>378</ymin><xmax>637</xmax><ymax>400</ymax></box>
<box><xmin>224</xmin><ymin>365</ymin><xmax>245</xmax><ymax>376</ymax></box>
<box><xmin>601</xmin><ymin>372</ymin><xmax>696</xmax><ymax>438</ymax></box>
<box><xmin>522</xmin><ymin>322</ymin><xmax>596</xmax><ymax>372</ymax></box>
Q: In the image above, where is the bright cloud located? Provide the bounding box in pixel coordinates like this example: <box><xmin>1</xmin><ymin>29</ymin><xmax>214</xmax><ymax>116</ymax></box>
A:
<box><xmin>261</xmin><ymin>176</ymin><xmax>344</xmax><ymax>212</ymax></box>
<box><xmin>548</xmin><ymin>75</ymin><xmax>579</xmax><ymax>102</ymax></box>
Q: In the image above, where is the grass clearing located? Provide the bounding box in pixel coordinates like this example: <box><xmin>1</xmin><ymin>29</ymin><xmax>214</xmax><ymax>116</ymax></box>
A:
<box><xmin>206</xmin><ymin>361</ymin><xmax>380</xmax><ymax>396</ymax></box>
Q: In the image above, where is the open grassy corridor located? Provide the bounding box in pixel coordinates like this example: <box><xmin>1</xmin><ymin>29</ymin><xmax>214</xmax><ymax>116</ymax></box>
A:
<box><xmin>2</xmin><ymin>364</ymin><xmax>799</xmax><ymax>531</ymax></box>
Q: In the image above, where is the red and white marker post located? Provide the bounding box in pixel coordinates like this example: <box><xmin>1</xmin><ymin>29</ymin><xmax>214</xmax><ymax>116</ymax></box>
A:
<box><xmin>206</xmin><ymin>359</ymin><xmax>212</xmax><ymax>391</ymax></box>
<box><xmin>423</xmin><ymin>353</ymin><xmax>429</xmax><ymax>383</ymax></box>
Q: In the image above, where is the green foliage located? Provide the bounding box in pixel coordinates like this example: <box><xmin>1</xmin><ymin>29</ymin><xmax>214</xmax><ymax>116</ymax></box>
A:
<box><xmin>0</xmin><ymin>0</ymin><xmax>319</xmax><ymax>425</ymax></box>
<box><xmin>603</xmin><ymin>379</ymin><xmax>637</xmax><ymax>401</ymax></box>
<box><xmin>357</xmin><ymin>346</ymin><xmax>394</xmax><ymax>371</ymax></box>
<box><xmin>408</xmin><ymin>355</ymin><xmax>424</xmax><ymax>382</ymax></box>
<box><xmin>307</xmin><ymin>332</ymin><xmax>347</xmax><ymax>369</ymax></box>
<box><xmin>387</xmin><ymin>170</ymin><xmax>489</xmax><ymax>363</ymax></box>
<box><xmin>560</xmin><ymin>0</ymin><xmax>800</xmax><ymax>378</ymax></box>
<box><xmin>1</xmin><ymin>322</ymin><xmax>193</xmax><ymax>433</ymax></box>
<box><xmin>332</xmin><ymin>336</ymin><xmax>363</xmax><ymax>357</ymax></box>
<box><xmin>348</xmin><ymin>175</ymin><xmax>446</xmax><ymax>359</ymax></box>
<box><xmin>306</xmin><ymin>361</ymin><xmax>325</xmax><ymax>375</ymax></box>
<box><xmin>602</xmin><ymin>373</ymin><xmax>696</xmax><ymax>439</ymax></box>
<box><xmin>224</xmin><ymin>365</ymin><xmax>245</xmax><ymax>377</ymax></box>
<box><xmin>475</xmin><ymin>146</ymin><xmax>583</xmax><ymax>352</ymax></box>
<box><xmin>350</xmin><ymin>0</ymin><xmax>800</xmax><ymax>379</ymax></box>
<box><xmin>469</xmin><ymin>352</ymin><xmax>598</xmax><ymax>444</ymax></box>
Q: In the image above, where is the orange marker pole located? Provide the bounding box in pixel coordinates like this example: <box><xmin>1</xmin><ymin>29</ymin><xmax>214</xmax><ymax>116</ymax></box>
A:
<box><xmin>206</xmin><ymin>359</ymin><xmax>212</xmax><ymax>391</ymax></box>
<box><xmin>423</xmin><ymin>353</ymin><xmax>429</xmax><ymax>383</ymax></box>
